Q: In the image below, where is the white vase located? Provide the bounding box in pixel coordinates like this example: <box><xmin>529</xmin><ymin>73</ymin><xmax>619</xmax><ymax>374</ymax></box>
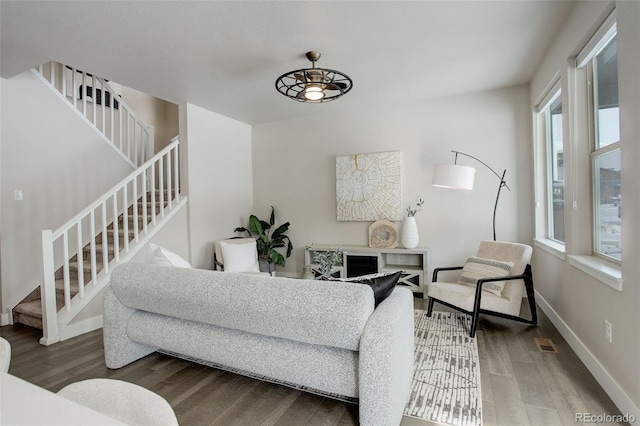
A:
<box><xmin>401</xmin><ymin>216</ymin><xmax>419</xmax><ymax>249</ymax></box>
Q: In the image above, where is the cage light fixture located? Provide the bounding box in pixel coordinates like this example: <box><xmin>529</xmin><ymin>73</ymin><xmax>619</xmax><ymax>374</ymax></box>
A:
<box><xmin>275</xmin><ymin>51</ymin><xmax>353</xmax><ymax>103</ymax></box>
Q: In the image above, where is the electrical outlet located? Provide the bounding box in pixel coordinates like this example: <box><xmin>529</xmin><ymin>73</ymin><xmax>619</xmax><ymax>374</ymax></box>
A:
<box><xmin>605</xmin><ymin>320</ymin><xmax>612</xmax><ymax>343</ymax></box>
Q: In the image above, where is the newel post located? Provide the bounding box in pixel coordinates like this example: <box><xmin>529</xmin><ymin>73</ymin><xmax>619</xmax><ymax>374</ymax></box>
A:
<box><xmin>40</xmin><ymin>230</ymin><xmax>60</xmax><ymax>345</ymax></box>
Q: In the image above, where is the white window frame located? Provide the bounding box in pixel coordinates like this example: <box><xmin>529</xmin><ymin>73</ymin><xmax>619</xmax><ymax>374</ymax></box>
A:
<box><xmin>583</xmin><ymin>26</ymin><xmax>621</xmax><ymax>264</ymax></box>
<box><xmin>544</xmin><ymin>90</ymin><xmax>565</xmax><ymax>244</ymax></box>
<box><xmin>534</xmin><ymin>79</ymin><xmax>566</xmax><ymax>257</ymax></box>
<box><xmin>566</xmin><ymin>9</ymin><xmax>623</xmax><ymax>291</ymax></box>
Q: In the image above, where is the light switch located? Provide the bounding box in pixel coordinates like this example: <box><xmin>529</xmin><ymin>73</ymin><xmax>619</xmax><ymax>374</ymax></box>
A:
<box><xmin>14</xmin><ymin>190</ymin><xmax>23</xmax><ymax>201</ymax></box>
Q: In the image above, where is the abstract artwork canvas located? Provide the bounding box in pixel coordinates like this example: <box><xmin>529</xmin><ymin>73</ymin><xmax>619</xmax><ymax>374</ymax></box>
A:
<box><xmin>335</xmin><ymin>151</ymin><xmax>402</xmax><ymax>221</ymax></box>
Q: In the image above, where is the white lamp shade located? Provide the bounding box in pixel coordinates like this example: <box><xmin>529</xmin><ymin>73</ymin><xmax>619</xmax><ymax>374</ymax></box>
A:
<box><xmin>432</xmin><ymin>164</ymin><xmax>475</xmax><ymax>190</ymax></box>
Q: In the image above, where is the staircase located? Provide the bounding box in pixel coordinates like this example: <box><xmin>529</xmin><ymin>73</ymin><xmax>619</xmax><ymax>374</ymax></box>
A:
<box><xmin>13</xmin><ymin>187</ymin><xmax>178</xmax><ymax>329</ymax></box>
<box><xmin>11</xmin><ymin>62</ymin><xmax>187</xmax><ymax>345</ymax></box>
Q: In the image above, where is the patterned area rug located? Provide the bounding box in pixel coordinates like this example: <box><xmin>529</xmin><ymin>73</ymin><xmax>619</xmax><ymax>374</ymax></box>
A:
<box><xmin>404</xmin><ymin>310</ymin><xmax>482</xmax><ymax>426</ymax></box>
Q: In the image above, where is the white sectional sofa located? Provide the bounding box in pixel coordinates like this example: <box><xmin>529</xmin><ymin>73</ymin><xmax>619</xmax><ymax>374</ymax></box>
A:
<box><xmin>103</xmin><ymin>263</ymin><xmax>414</xmax><ymax>426</ymax></box>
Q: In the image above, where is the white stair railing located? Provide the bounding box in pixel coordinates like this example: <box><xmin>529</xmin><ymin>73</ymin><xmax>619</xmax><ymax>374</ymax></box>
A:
<box><xmin>32</xmin><ymin>61</ymin><xmax>153</xmax><ymax>168</ymax></box>
<box><xmin>40</xmin><ymin>139</ymin><xmax>182</xmax><ymax>345</ymax></box>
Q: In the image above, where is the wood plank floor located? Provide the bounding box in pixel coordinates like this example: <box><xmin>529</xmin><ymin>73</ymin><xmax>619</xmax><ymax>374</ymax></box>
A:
<box><xmin>0</xmin><ymin>298</ymin><xmax>626</xmax><ymax>426</ymax></box>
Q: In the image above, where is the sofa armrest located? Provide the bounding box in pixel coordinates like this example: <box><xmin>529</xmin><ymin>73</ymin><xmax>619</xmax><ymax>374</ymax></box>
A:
<box><xmin>359</xmin><ymin>287</ymin><xmax>414</xmax><ymax>426</ymax></box>
<box><xmin>103</xmin><ymin>286</ymin><xmax>156</xmax><ymax>369</ymax></box>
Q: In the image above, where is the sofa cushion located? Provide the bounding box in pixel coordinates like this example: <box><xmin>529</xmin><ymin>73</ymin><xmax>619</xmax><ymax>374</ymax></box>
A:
<box><xmin>110</xmin><ymin>263</ymin><xmax>375</xmax><ymax>351</ymax></box>
<box><xmin>146</xmin><ymin>244</ymin><xmax>191</xmax><ymax>268</ymax></box>
<box><xmin>127</xmin><ymin>311</ymin><xmax>360</xmax><ymax>398</ymax></box>
<box><xmin>323</xmin><ymin>271</ymin><xmax>402</xmax><ymax>306</ymax></box>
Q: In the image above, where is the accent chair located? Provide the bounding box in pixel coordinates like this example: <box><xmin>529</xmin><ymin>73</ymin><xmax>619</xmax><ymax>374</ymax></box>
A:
<box><xmin>427</xmin><ymin>240</ymin><xmax>537</xmax><ymax>337</ymax></box>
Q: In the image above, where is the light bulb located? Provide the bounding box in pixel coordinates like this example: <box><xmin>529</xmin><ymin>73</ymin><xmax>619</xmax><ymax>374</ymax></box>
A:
<box><xmin>304</xmin><ymin>86</ymin><xmax>325</xmax><ymax>101</ymax></box>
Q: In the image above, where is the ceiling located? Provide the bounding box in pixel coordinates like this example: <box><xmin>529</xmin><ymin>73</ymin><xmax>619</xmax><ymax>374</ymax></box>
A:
<box><xmin>1</xmin><ymin>1</ymin><xmax>575</xmax><ymax>125</ymax></box>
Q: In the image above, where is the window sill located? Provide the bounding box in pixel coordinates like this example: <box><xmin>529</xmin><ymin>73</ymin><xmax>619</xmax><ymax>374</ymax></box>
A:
<box><xmin>533</xmin><ymin>238</ymin><xmax>566</xmax><ymax>260</ymax></box>
<box><xmin>567</xmin><ymin>255</ymin><xmax>623</xmax><ymax>291</ymax></box>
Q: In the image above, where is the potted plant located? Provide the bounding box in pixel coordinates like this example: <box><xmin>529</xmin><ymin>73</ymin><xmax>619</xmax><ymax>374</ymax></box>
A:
<box><xmin>234</xmin><ymin>206</ymin><xmax>293</xmax><ymax>274</ymax></box>
<box><xmin>313</xmin><ymin>247</ymin><xmax>344</xmax><ymax>278</ymax></box>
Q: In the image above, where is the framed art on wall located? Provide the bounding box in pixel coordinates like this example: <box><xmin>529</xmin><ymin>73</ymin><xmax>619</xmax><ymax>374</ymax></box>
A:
<box><xmin>335</xmin><ymin>151</ymin><xmax>402</xmax><ymax>221</ymax></box>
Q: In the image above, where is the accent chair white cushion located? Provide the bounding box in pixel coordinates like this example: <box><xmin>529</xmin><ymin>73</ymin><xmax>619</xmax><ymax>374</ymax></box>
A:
<box><xmin>219</xmin><ymin>240</ymin><xmax>260</xmax><ymax>273</ymax></box>
<box><xmin>147</xmin><ymin>243</ymin><xmax>192</xmax><ymax>268</ymax></box>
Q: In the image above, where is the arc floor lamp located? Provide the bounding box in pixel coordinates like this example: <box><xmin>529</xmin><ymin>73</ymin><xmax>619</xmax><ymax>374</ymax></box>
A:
<box><xmin>432</xmin><ymin>151</ymin><xmax>510</xmax><ymax>241</ymax></box>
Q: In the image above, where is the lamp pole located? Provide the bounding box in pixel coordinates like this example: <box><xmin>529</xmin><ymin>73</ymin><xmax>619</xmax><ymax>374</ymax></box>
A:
<box><xmin>452</xmin><ymin>151</ymin><xmax>510</xmax><ymax>241</ymax></box>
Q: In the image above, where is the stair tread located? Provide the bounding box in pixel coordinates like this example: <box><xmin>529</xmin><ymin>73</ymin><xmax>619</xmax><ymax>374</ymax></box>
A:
<box><xmin>14</xmin><ymin>300</ymin><xmax>43</xmax><ymax>318</ymax></box>
<box><xmin>83</xmin><ymin>245</ymin><xmax>117</xmax><ymax>255</ymax></box>
<box><xmin>55</xmin><ymin>278</ymin><xmax>80</xmax><ymax>295</ymax></box>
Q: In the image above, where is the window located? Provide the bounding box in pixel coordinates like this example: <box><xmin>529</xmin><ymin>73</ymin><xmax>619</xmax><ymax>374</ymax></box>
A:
<box><xmin>546</xmin><ymin>93</ymin><xmax>565</xmax><ymax>243</ymax></box>
<box><xmin>590</xmin><ymin>34</ymin><xmax>621</xmax><ymax>261</ymax></box>
<box><xmin>582</xmin><ymin>25</ymin><xmax>621</xmax><ymax>261</ymax></box>
<box><xmin>535</xmin><ymin>83</ymin><xmax>565</xmax><ymax>248</ymax></box>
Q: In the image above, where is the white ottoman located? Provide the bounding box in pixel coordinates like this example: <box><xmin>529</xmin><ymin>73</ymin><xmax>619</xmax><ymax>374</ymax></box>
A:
<box><xmin>57</xmin><ymin>378</ymin><xmax>178</xmax><ymax>426</ymax></box>
<box><xmin>0</xmin><ymin>337</ymin><xmax>10</xmax><ymax>373</ymax></box>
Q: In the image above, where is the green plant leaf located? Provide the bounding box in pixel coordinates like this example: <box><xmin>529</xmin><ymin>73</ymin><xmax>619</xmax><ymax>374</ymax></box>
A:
<box><xmin>269</xmin><ymin>250</ymin><xmax>285</xmax><ymax>267</ymax></box>
<box><xmin>249</xmin><ymin>215</ymin><xmax>264</xmax><ymax>236</ymax></box>
<box><xmin>255</xmin><ymin>239</ymin><xmax>269</xmax><ymax>257</ymax></box>
<box><xmin>269</xmin><ymin>206</ymin><xmax>275</xmax><ymax>227</ymax></box>
<box><xmin>234</xmin><ymin>226</ymin><xmax>250</xmax><ymax>235</ymax></box>
<box><xmin>271</xmin><ymin>222</ymin><xmax>290</xmax><ymax>240</ymax></box>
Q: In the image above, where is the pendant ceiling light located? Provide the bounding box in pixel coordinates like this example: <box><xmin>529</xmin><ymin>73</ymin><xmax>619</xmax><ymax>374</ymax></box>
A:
<box><xmin>275</xmin><ymin>51</ymin><xmax>353</xmax><ymax>103</ymax></box>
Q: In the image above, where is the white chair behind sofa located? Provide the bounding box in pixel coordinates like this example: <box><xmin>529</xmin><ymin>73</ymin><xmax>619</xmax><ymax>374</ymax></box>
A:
<box><xmin>214</xmin><ymin>238</ymin><xmax>268</xmax><ymax>274</ymax></box>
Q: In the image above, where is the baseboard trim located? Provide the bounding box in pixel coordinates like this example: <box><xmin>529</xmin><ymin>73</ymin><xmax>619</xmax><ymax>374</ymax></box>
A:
<box><xmin>535</xmin><ymin>291</ymin><xmax>639</xmax><ymax>424</ymax></box>
<box><xmin>0</xmin><ymin>312</ymin><xmax>12</xmax><ymax>326</ymax></box>
<box><xmin>39</xmin><ymin>335</ymin><xmax>60</xmax><ymax>346</ymax></box>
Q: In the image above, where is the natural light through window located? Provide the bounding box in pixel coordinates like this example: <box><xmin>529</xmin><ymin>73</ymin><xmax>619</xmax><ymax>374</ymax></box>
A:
<box><xmin>591</xmin><ymin>34</ymin><xmax>621</xmax><ymax>261</ymax></box>
<box><xmin>547</xmin><ymin>93</ymin><xmax>564</xmax><ymax>243</ymax></box>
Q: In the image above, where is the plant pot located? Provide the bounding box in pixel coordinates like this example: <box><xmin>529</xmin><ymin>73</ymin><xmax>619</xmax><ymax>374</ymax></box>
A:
<box><xmin>259</xmin><ymin>259</ymin><xmax>276</xmax><ymax>276</ymax></box>
<box><xmin>401</xmin><ymin>216</ymin><xmax>419</xmax><ymax>249</ymax></box>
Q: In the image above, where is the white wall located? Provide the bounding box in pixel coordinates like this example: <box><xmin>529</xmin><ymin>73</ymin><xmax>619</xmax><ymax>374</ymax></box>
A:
<box><xmin>530</xmin><ymin>0</ymin><xmax>640</xmax><ymax>417</ymax></box>
<box><xmin>252</xmin><ymin>85</ymin><xmax>533</xmax><ymax>276</ymax></box>
<box><xmin>0</xmin><ymin>71</ymin><xmax>134</xmax><ymax>313</ymax></box>
<box><xmin>128</xmin><ymin>205</ymin><xmax>190</xmax><ymax>265</ymax></box>
<box><xmin>179</xmin><ymin>103</ymin><xmax>253</xmax><ymax>269</ymax></box>
<box><xmin>119</xmin><ymin>86</ymin><xmax>179</xmax><ymax>152</ymax></box>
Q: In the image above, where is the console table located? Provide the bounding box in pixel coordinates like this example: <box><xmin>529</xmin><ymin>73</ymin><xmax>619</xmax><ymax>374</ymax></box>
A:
<box><xmin>304</xmin><ymin>244</ymin><xmax>430</xmax><ymax>296</ymax></box>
